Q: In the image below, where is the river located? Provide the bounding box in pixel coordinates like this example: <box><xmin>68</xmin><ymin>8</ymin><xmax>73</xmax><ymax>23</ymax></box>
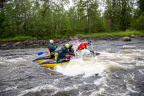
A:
<box><xmin>0</xmin><ymin>38</ymin><xmax>144</xmax><ymax>96</ymax></box>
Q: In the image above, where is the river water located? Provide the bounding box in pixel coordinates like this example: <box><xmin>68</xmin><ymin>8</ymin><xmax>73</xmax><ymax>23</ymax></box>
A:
<box><xmin>0</xmin><ymin>38</ymin><xmax>144</xmax><ymax>96</ymax></box>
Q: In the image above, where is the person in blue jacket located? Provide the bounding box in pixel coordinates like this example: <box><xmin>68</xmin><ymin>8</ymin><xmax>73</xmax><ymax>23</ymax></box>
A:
<box><xmin>56</xmin><ymin>44</ymin><xmax>75</xmax><ymax>62</ymax></box>
<box><xmin>47</xmin><ymin>39</ymin><xmax>57</xmax><ymax>58</ymax></box>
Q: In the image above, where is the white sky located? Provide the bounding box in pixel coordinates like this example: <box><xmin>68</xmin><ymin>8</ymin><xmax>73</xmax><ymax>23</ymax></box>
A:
<box><xmin>64</xmin><ymin>0</ymin><xmax>105</xmax><ymax>15</ymax></box>
<box><xmin>64</xmin><ymin>0</ymin><xmax>73</xmax><ymax>10</ymax></box>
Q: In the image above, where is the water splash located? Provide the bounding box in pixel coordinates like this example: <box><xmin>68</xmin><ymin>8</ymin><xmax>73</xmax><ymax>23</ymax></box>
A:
<box><xmin>54</xmin><ymin>50</ymin><xmax>134</xmax><ymax>78</ymax></box>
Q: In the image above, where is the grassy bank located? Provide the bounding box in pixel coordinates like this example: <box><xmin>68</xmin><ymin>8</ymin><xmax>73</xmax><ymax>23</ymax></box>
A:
<box><xmin>0</xmin><ymin>36</ymin><xmax>36</xmax><ymax>41</ymax></box>
<box><xmin>0</xmin><ymin>31</ymin><xmax>144</xmax><ymax>41</ymax></box>
<box><xmin>76</xmin><ymin>30</ymin><xmax>144</xmax><ymax>37</ymax></box>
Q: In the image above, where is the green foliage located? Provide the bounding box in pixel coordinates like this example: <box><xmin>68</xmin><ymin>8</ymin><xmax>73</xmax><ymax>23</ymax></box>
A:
<box><xmin>0</xmin><ymin>9</ymin><xmax>5</xmax><ymax>38</ymax></box>
<box><xmin>104</xmin><ymin>0</ymin><xmax>133</xmax><ymax>31</ymax></box>
<box><xmin>131</xmin><ymin>15</ymin><xmax>144</xmax><ymax>30</ymax></box>
<box><xmin>137</xmin><ymin>0</ymin><xmax>144</xmax><ymax>13</ymax></box>
<box><xmin>1</xmin><ymin>36</ymin><xmax>36</xmax><ymax>41</ymax></box>
<box><xmin>0</xmin><ymin>0</ymin><xmax>144</xmax><ymax>41</ymax></box>
<box><xmin>76</xmin><ymin>31</ymin><xmax>144</xmax><ymax>37</ymax></box>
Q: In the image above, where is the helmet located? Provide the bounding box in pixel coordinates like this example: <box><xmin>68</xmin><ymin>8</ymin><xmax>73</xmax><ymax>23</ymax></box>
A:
<box><xmin>88</xmin><ymin>42</ymin><xmax>91</xmax><ymax>45</ymax></box>
<box><xmin>67</xmin><ymin>43</ymin><xmax>72</xmax><ymax>48</ymax></box>
<box><xmin>50</xmin><ymin>39</ymin><xmax>54</xmax><ymax>43</ymax></box>
<box><xmin>65</xmin><ymin>44</ymin><xmax>70</xmax><ymax>48</ymax></box>
<box><xmin>70</xmin><ymin>37</ymin><xmax>74</xmax><ymax>41</ymax></box>
<box><xmin>67</xmin><ymin>43</ymin><xmax>70</xmax><ymax>45</ymax></box>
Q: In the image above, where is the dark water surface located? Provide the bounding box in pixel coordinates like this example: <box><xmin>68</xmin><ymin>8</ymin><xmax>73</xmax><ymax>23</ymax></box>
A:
<box><xmin>0</xmin><ymin>38</ymin><xmax>144</xmax><ymax>96</ymax></box>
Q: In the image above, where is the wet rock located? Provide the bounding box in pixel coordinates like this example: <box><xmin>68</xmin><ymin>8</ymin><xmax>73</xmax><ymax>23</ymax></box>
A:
<box><xmin>13</xmin><ymin>42</ymin><xmax>21</xmax><ymax>47</ymax></box>
<box><xmin>1</xmin><ymin>43</ymin><xmax>7</xmax><ymax>47</ymax></box>
<box><xmin>131</xmin><ymin>34</ymin><xmax>135</xmax><ymax>38</ymax></box>
<box><xmin>122</xmin><ymin>36</ymin><xmax>131</xmax><ymax>41</ymax></box>
<box><xmin>0</xmin><ymin>35</ymin><xmax>143</xmax><ymax>48</ymax></box>
<box><xmin>130</xmin><ymin>35</ymin><xmax>144</xmax><ymax>38</ymax></box>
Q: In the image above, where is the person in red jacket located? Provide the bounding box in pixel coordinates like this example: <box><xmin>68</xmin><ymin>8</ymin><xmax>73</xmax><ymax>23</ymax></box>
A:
<box><xmin>77</xmin><ymin>42</ymin><xmax>90</xmax><ymax>50</ymax></box>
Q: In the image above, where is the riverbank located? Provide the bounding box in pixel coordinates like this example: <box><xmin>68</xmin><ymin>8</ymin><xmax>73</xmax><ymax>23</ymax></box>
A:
<box><xmin>0</xmin><ymin>35</ymin><xmax>143</xmax><ymax>48</ymax></box>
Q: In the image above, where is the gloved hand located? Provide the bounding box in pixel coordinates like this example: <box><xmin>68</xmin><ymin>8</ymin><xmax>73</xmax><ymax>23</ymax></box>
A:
<box><xmin>88</xmin><ymin>41</ymin><xmax>92</xmax><ymax>45</ymax></box>
<box><xmin>90</xmin><ymin>50</ymin><xmax>94</xmax><ymax>53</ymax></box>
<box><xmin>56</xmin><ymin>46</ymin><xmax>58</xmax><ymax>48</ymax></box>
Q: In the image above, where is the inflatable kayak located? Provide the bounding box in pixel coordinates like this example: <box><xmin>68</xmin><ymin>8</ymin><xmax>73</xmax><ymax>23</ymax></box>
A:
<box><xmin>33</xmin><ymin>52</ymin><xmax>100</xmax><ymax>62</ymax></box>
<box><xmin>33</xmin><ymin>56</ymin><xmax>53</xmax><ymax>62</ymax></box>
<box><xmin>39</xmin><ymin>60</ymin><xmax>70</xmax><ymax>68</ymax></box>
<box><xmin>38</xmin><ymin>52</ymin><xmax>100</xmax><ymax>68</ymax></box>
<box><xmin>33</xmin><ymin>51</ymin><xmax>59</xmax><ymax>62</ymax></box>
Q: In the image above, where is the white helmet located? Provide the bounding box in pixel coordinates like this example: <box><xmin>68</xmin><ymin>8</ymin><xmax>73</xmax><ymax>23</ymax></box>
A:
<box><xmin>50</xmin><ymin>39</ymin><xmax>54</xmax><ymax>43</ymax></box>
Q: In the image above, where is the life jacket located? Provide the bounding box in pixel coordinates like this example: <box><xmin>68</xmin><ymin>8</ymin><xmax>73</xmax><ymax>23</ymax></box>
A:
<box><xmin>47</xmin><ymin>43</ymin><xmax>56</xmax><ymax>52</ymax></box>
<box><xmin>78</xmin><ymin>42</ymin><xmax>88</xmax><ymax>50</ymax></box>
<box><xmin>58</xmin><ymin>46</ymin><xmax>67</xmax><ymax>55</ymax></box>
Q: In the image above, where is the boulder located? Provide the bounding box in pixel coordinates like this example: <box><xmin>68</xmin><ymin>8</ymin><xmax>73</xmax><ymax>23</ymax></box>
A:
<box><xmin>1</xmin><ymin>44</ymin><xmax>7</xmax><ymax>47</ymax></box>
<box><xmin>122</xmin><ymin>36</ymin><xmax>131</xmax><ymax>41</ymax></box>
<box><xmin>131</xmin><ymin>34</ymin><xmax>135</xmax><ymax>38</ymax></box>
<box><xmin>13</xmin><ymin>42</ymin><xmax>21</xmax><ymax>46</ymax></box>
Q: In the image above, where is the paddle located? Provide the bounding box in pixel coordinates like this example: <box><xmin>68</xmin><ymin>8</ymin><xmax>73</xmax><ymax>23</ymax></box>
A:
<box><xmin>37</xmin><ymin>52</ymin><xmax>51</xmax><ymax>56</ymax></box>
<box><xmin>89</xmin><ymin>41</ymin><xmax>100</xmax><ymax>56</ymax></box>
<box><xmin>38</xmin><ymin>52</ymin><xmax>44</xmax><ymax>56</ymax></box>
<box><xmin>89</xmin><ymin>40</ymin><xmax>95</xmax><ymax>56</ymax></box>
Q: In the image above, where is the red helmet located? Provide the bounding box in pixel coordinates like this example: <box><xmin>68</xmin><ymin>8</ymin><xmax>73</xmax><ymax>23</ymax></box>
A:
<box><xmin>70</xmin><ymin>37</ymin><xmax>74</xmax><ymax>41</ymax></box>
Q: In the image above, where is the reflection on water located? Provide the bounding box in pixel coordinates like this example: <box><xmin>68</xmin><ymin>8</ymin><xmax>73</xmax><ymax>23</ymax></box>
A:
<box><xmin>0</xmin><ymin>38</ymin><xmax>144</xmax><ymax>96</ymax></box>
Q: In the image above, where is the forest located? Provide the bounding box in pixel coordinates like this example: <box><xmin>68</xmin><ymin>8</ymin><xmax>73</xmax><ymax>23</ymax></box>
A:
<box><xmin>0</xmin><ymin>0</ymin><xmax>144</xmax><ymax>40</ymax></box>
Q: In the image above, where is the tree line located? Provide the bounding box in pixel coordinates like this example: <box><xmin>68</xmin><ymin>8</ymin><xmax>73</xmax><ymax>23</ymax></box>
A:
<box><xmin>0</xmin><ymin>0</ymin><xmax>144</xmax><ymax>39</ymax></box>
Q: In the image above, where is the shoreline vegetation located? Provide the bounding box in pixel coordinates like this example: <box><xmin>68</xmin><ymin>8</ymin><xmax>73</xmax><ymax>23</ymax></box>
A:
<box><xmin>0</xmin><ymin>31</ymin><xmax>144</xmax><ymax>48</ymax></box>
<box><xmin>1</xmin><ymin>0</ymin><xmax>144</xmax><ymax>46</ymax></box>
<box><xmin>1</xmin><ymin>31</ymin><xmax>144</xmax><ymax>41</ymax></box>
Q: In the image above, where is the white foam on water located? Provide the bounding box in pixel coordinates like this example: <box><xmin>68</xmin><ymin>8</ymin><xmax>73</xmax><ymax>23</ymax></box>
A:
<box><xmin>54</xmin><ymin>58</ymin><xmax>107</xmax><ymax>77</ymax></box>
<box><xmin>136</xmin><ymin>61</ymin><xmax>144</xmax><ymax>66</ymax></box>
<box><xmin>0</xmin><ymin>57</ymin><xmax>9</xmax><ymax>64</ymax></box>
<box><xmin>77</xmin><ymin>49</ymin><xmax>91</xmax><ymax>57</ymax></box>
<box><xmin>17</xmin><ymin>83</ymin><xmax>81</xmax><ymax>96</ymax></box>
<box><xmin>98</xmin><ymin>51</ymin><xmax>142</xmax><ymax>65</ymax></box>
<box><xmin>54</xmin><ymin>51</ymin><xmax>135</xmax><ymax>77</ymax></box>
<box><xmin>0</xmin><ymin>61</ymin><xmax>4</xmax><ymax>63</ymax></box>
<box><xmin>94</xmin><ymin>76</ymin><xmax>107</xmax><ymax>86</ymax></box>
<box><xmin>1</xmin><ymin>86</ymin><xmax>18</xmax><ymax>93</ymax></box>
<box><xmin>17</xmin><ymin>84</ymin><xmax>60</xmax><ymax>96</ymax></box>
<box><xmin>122</xmin><ymin>45</ymin><xmax>136</xmax><ymax>49</ymax></box>
<box><xmin>7</xmin><ymin>58</ymin><xmax>26</xmax><ymax>63</ymax></box>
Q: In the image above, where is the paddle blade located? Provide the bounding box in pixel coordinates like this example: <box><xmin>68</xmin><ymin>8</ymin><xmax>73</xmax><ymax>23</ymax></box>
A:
<box><xmin>38</xmin><ymin>52</ymin><xmax>44</xmax><ymax>56</ymax></box>
<box><xmin>95</xmin><ymin>53</ymin><xmax>100</xmax><ymax>56</ymax></box>
<box><xmin>90</xmin><ymin>51</ymin><xmax>100</xmax><ymax>56</ymax></box>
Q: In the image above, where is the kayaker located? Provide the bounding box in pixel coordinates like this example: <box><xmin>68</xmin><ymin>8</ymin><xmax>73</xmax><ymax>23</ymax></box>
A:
<box><xmin>77</xmin><ymin>42</ymin><xmax>91</xmax><ymax>50</ymax></box>
<box><xmin>56</xmin><ymin>44</ymin><xmax>75</xmax><ymax>62</ymax></box>
<box><xmin>70</xmin><ymin>37</ymin><xmax>74</xmax><ymax>41</ymax></box>
<box><xmin>69</xmin><ymin>44</ymin><xmax>74</xmax><ymax>53</ymax></box>
<box><xmin>47</xmin><ymin>39</ymin><xmax>57</xmax><ymax>58</ymax></box>
<box><xmin>68</xmin><ymin>37</ymin><xmax>74</xmax><ymax>44</ymax></box>
<box><xmin>67</xmin><ymin>43</ymin><xmax>74</xmax><ymax>53</ymax></box>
